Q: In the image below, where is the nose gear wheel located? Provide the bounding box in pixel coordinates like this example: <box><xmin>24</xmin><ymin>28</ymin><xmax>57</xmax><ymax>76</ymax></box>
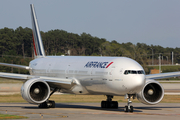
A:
<box><xmin>124</xmin><ymin>94</ymin><xmax>135</xmax><ymax>112</ymax></box>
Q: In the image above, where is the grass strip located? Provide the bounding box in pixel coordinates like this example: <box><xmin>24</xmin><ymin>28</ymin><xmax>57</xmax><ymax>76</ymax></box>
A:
<box><xmin>0</xmin><ymin>114</ymin><xmax>27</xmax><ymax>119</ymax></box>
<box><xmin>0</xmin><ymin>78</ymin><xmax>23</xmax><ymax>83</ymax></box>
<box><xmin>0</xmin><ymin>94</ymin><xmax>179</xmax><ymax>103</ymax></box>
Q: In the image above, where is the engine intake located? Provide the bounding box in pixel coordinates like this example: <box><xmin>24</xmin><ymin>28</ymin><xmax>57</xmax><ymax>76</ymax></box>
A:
<box><xmin>21</xmin><ymin>78</ymin><xmax>50</xmax><ymax>104</ymax></box>
<box><xmin>137</xmin><ymin>79</ymin><xmax>164</xmax><ymax>105</ymax></box>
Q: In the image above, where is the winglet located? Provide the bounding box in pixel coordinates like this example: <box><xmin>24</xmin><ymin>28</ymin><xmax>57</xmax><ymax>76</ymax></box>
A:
<box><xmin>30</xmin><ymin>4</ymin><xmax>45</xmax><ymax>57</ymax></box>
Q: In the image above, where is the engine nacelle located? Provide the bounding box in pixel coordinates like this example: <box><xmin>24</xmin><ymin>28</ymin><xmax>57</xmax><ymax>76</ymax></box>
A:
<box><xmin>137</xmin><ymin>79</ymin><xmax>164</xmax><ymax>105</ymax></box>
<box><xmin>21</xmin><ymin>78</ymin><xmax>50</xmax><ymax>104</ymax></box>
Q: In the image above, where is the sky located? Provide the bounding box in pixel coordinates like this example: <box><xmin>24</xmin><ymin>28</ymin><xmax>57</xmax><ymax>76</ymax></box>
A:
<box><xmin>0</xmin><ymin>0</ymin><xmax>180</xmax><ymax>48</ymax></box>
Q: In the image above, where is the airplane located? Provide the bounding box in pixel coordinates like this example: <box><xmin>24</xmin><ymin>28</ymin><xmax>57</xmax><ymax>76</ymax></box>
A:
<box><xmin>0</xmin><ymin>4</ymin><xmax>180</xmax><ymax>112</ymax></box>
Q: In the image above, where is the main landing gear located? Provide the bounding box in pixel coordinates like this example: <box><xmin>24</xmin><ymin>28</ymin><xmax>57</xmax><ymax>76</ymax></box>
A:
<box><xmin>39</xmin><ymin>100</ymin><xmax>55</xmax><ymax>108</ymax></box>
<box><xmin>101</xmin><ymin>95</ymin><xmax>118</xmax><ymax>109</ymax></box>
<box><xmin>38</xmin><ymin>88</ymin><xmax>58</xmax><ymax>108</ymax></box>
<box><xmin>101</xmin><ymin>94</ymin><xmax>135</xmax><ymax>112</ymax></box>
<box><xmin>124</xmin><ymin>94</ymin><xmax>135</xmax><ymax>112</ymax></box>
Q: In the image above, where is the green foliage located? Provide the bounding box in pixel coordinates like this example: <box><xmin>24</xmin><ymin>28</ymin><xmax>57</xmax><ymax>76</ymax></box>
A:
<box><xmin>0</xmin><ymin>27</ymin><xmax>180</xmax><ymax>74</ymax></box>
<box><xmin>147</xmin><ymin>65</ymin><xmax>180</xmax><ymax>73</ymax></box>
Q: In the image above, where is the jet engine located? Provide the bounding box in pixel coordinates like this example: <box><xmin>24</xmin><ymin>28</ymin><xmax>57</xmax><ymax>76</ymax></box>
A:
<box><xmin>21</xmin><ymin>78</ymin><xmax>50</xmax><ymax>104</ymax></box>
<box><xmin>137</xmin><ymin>79</ymin><xmax>164</xmax><ymax>105</ymax></box>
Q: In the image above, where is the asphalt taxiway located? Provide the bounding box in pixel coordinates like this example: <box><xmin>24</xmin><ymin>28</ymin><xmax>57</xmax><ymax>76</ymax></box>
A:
<box><xmin>0</xmin><ymin>103</ymin><xmax>180</xmax><ymax>120</ymax></box>
<box><xmin>0</xmin><ymin>82</ymin><xmax>180</xmax><ymax>119</ymax></box>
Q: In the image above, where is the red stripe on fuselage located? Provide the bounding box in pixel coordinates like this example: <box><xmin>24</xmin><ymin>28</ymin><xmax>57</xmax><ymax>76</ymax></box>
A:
<box><xmin>32</xmin><ymin>33</ymin><xmax>37</xmax><ymax>56</ymax></box>
<box><xmin>106</xmin><ymin>62</ymin><xmax>113</xmax><ymax>68</ymax></box>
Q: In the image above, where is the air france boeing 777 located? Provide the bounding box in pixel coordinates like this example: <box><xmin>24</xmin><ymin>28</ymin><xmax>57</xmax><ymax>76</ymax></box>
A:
<box><xmin>0</xmin><ymin>4</ymin><xmax>180</xmax><ymax>112</ymax></box>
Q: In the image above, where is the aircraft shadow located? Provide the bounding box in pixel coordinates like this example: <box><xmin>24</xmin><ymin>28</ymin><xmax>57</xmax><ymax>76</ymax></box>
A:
<box><xmin>135</xmin><ymin>106</ymin><xmax>180</xmax><ymax>111</ymax></box>
<box><xmin>23</xmin><ymin>103</ymin><xmax>180</xmax><ymax>112</ymax></box>
<box><xmin>1</xmin><ymin>103</ymin><xmax>180</xmax><ymax>113</ymax></box>
<box><xmin>22</xmin><ymin>103</ymin><xmax>125</xmax><ymax>112</ymax></box>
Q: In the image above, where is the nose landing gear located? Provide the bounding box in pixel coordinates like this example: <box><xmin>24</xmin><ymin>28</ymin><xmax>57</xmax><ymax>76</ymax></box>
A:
<box><xmin>124</xmin><ymin>94</ymin><xmax>135</xmax><ymax>112</ymax></box>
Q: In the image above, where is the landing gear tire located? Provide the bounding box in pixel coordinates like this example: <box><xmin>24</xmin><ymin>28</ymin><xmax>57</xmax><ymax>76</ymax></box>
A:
<box><xmin>101</xmin><ymin>101</ymin><xmax>106</xmax><ymax>108</ymax></box>
<box><xmin>124</xmin><ymin>106</ymin><xmax>128</xmax><ymax>112</ymax></box>
<box><xmin>130</xmin><ymin>106</ymin><xmax>133</xmax><ymax>112</ymax></box>
<box><xmin>112</xmin><ymin>101</ymin><xmax>118</xmax><ymax>109</ymax></box>
<box><xmin>124</xmin><ymin>105</ymin><xmax>133</xmax><ymax>112</ymax></box>
<box><xmin>38</xmin><ymin>100</ymin><xmax>55</xmax><ymax>108</ymax></box>
<box><xmin>51</xmin><ymin>101</ymin><xmax>55</xmax><ymax>108</ymax></box>
<box><xmin>101</xmin><ymin>95</ymin><xmax>118</xmax><ymax>109</ymax></box>
<box><xmin>39</xmin><ymin>102</ymin><xmax>48</xmax><ymax>108</ymax></box>
<box><xmin>101</xmin><ymin>101</ymin><xmax>118</xmax><ymax>109</ymax></box>
<box><xmin>47</xmin><ymin>100</ymin><xmax>55</xmax><ymax>108</ymax></box>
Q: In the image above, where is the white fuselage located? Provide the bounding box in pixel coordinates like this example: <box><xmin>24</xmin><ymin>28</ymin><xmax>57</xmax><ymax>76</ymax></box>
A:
<box><xmin>29</xmin><ymin>56</ymin><xmax>145</xmax><ymax>96</ymax></box>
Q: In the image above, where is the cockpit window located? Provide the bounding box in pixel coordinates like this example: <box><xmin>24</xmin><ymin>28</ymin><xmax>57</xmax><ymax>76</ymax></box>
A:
<box><xmin>132</xmin><ymin>71</ymin><xmax>137</xmax><ymax>74</ymax></box>
<box><xmin>124</xmin><ymin>70</ymin><xmax>144</xmax><ymax>75</ymax></box>
<box><xmin>124</xmin><ymin>70</ymin><xmax>128</xmax><ymax>74</ymax></box>
<box><xmin>137</xmin><ymin>70</ymin><xmax>145</xmax><ymax>74</ymax></box>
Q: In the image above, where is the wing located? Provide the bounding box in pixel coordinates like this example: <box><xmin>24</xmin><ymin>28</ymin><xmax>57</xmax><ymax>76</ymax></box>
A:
<box><xmin>0</xmin><ymin>62</ymin><xmax>75</xmax><ymax>90</ymax></box>
<box><xmin>0</xmin><ymin>62</ymin><xmax>30</xmax><ymax>81</ymax></box>
<box><xmin>0</xmin><ymin>62</ymin><xmax>30</xmax><ymax>70</ymax></box>
<box><xmin>0</xmin><ymin>72</ymin><xmax>73</xmax><ymax>89</ymax></box>
<box><xmin>146</xmin><ymin>71</ymin><xmax>180</xmax><ymax>79</ymax></box>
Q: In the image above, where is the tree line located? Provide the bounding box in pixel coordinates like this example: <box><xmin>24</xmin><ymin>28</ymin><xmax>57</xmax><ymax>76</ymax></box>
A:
<box><xmin>0</xmin><ymin>26</ymin><xmax>180</xmax><ymax>73</ymax></box>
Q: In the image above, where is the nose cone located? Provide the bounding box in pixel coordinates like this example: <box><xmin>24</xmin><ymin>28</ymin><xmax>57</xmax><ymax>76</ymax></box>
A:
<box><xmin>134</xmin><ymin>75</ymin><xmax>146</xmax><ymax>92</ymax></box>
<box><xmin>126</xmin><ymin>75</ymin><xmax>146</xmax><ymax>94</ymax></box>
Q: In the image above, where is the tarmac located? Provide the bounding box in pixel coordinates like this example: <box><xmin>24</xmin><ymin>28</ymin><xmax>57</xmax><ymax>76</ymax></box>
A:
<box><xmin>0</xmin><ymin>81</ymin><xmax>180</xmax><ymax>120</ymax></box>
<box><xmin>0</xmin><ymin>103</ymin><xmax>180</xmax><ymax>120</ymax></box>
